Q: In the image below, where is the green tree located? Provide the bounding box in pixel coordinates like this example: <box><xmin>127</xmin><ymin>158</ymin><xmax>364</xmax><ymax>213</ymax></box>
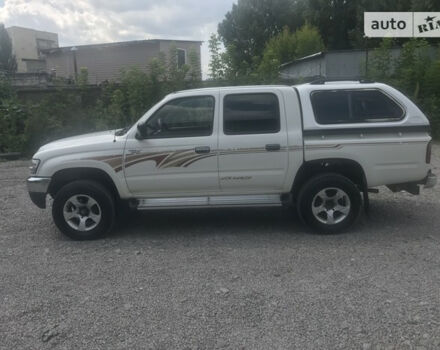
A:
<box><xmin>217</xmin><ymin>0</ymin><xmax>439</xmax><ymax>77</ymax></box>
<box><xmin>420</xmin><ymin>95</ymin><xmax>440</xmax><ymax>139</ymax></box>
<box><xmin>148</xmin><ymin>52</ymin><xmax>167</xmax><ymax>103</ymax></box>
<box><xmin>0</xmin><ymin>79</ymin><xmax>26</xmax><ymax>152</ymax></box>
<box><xmin>294</xmin><ymin>23</ymin><xmax>325</xmax><ymax>58</ymax></box>
<box><xmin>420</xmin><ymin>49</ymin><xmax>440</xmax><ymax>138</ymax></box>
<box><xmin>187</xmin><ymin>47</ymin><xmax>202</xmax><ymax>86</ymax></box>
<box><xmin>77</xmin><ymin>67</ymin><xmax>89</xmax><ymax>86</ymax></box>
<box><xmin>304</xmin><ymin>0</ymin><xmax>357</xmax><ymax>50</ymax></box>
<box><xmin>0</xmin><ymin>23</ymin><xmax>17</xmax><ymax>74</ymax></box>
<box><xmin>394</xmin><ymin>39</ymin><xmax>431</xmax><ymax>99</ymax></box>
<box><xmin>258</xmin><ymin>27</ymin><xmax>297</xmax><ymax>82</ymax></box>
<box><xmin>166</xmin><ymin>43</ymin><xmax>189</xmax><ymax>91</ymax></box>
<box><xmin>258</xmin><ymin>24</ymin><xmax>324</xmax><ymax>82</ymax></box>
<box><xmin>218</xmin><ymin>0</ymin><xmax>304</xmax><ymax>76</ymax></box>
<box><xmin>305</xmin><ymin>0</ymin><xmax>417</xmax><ymax>50</ymax></box>
<box><xmin>368</xmin><ymin>38</ymin><xmax>394</xmax><ymax>81</ymax></box>
<box><xmin>107</xmin><ymin>89</ymin><xmax>127</xmax><ymax>127</ymax></box>
<box><xmin>24</xmin><ymin>88</ymin><xmax>102</xmax><ymax>153</ymax></box>
<box><xmin>0</xmin><ymin>75</ymin><xmax>13</xmax><ymax>99</ymax></box>
<box><xmin>208</xmin><ymin>34</ymin><xmax>226</xmax><ymax>80</ymax></box>
<box><xmin>423</xmin><ymin>57</ymin><xmax>440</xmax><ymax>97</ymax></box>
<box><xmin>119</xmin><ymin>67</ymin><xmax>150</xmax><ymax>123</ymax></box>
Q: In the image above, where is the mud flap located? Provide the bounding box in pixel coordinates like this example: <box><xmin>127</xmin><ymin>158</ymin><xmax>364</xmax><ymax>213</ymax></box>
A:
<box><xmin>387</xmin><ymin>183</ymin><xmax>420</xmax><ymax>195</ymax></box>
<box><xmin>362</xmin><ymin>188</ymin><xmax>369</xmax><ymax>214</ymax></box>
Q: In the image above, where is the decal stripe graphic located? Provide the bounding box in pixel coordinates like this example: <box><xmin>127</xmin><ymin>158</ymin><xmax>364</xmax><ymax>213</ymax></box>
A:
<box><xmin>181</xmin><ymin>154</ymin><xmax>214</xmax><ymax>167</ymax></box>
<box><xmin>84</xmin><ymin>154</ymin><xmax>124</xmax><ymax>172</ymax></box>
<box><xmin>87</xmin><ymin>147</ymin><xmax>292</xmax><ymax>172</ymax></box>
<box><xmin>303</xmin><ymin>125</ymin><xmax>430</xmax><ymax>137</ymax></box>
<box><xmin>124</xmin><ymin>152</ymin><xmax>170</xmax><ymax>169</ymax></box>
<box><xmin>85</xmin><ymin>138</ymin><xmax>428</xmax><ymax>174</ymax></box>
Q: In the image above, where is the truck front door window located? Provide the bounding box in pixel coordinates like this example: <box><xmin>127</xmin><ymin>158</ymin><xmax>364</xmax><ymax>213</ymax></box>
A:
<box><xmin>144</xmin><ymin>96</ymin><xmax>214</xmax><ymax>138</ymax></box>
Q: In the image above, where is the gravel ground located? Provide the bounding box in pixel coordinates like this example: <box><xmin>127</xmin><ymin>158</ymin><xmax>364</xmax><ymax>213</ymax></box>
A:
<box><xmin>1</xmin><ymin>145</ymin><xmax>439</xmax><ymax>350</ymax></box>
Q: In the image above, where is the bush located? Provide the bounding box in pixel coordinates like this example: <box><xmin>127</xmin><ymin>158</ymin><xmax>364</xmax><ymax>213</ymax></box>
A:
<box><xmin>24</xmin><ymin>90</ymin><xmax>102</xmax><ymax>153</ymax></box>
<box><xmin>0</xmin><ymin>43</ymin><xmax>204</xmax><ymax>155</ymax></box>
<box><xmin>0</xmin><ymin>78</ymin><xmax>26</xmax><ymax>153</ymax></box>
<box><xmin>0</xmin><ymin>97</ymin><xmax>27</xmax><ymax>153</ymax></box>
<box><xmin>420</xmin><ymin>96</ymin><xmax>440</xmax><ymax>140</ymax></box>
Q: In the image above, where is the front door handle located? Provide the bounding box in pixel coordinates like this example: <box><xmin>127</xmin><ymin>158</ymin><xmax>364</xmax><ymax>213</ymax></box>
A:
<box><xmin>195</xmin><ymin>146</ymin><xmax>211</xmax><ymax>154</ymax></box>
<box><xmin>265</xmin><ymin>143</ymin><xmax>281</xmax><ymax>151</ymax></box>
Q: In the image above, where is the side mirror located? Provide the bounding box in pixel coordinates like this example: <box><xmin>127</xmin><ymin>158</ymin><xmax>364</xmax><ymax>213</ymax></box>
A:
<box><xmin>135</xmin><ymin>123</ymin><xmax>146</xmax><ymax>140</ymax></box>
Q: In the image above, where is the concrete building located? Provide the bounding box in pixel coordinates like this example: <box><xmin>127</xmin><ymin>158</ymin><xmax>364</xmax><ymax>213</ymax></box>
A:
<box><xmin>42</xmin><ymin>39</ymin><xmax>202</xmax><ymax>84</ymax></box>
<box><xmin>279</xmin><ymin>48</ymin><xmax>403</xmax><ymax>81</ymax></box>
<box><xmin>6</xmin><ymin>26</ymin><xmax>58</xmax><ymax>73</ymax></box>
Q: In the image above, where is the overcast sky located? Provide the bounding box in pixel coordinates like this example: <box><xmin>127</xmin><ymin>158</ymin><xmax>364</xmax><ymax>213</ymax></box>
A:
<box><xmin>0</xmin><ymin>0</ymin><xmax>237</xmax><ymax>78</ymax></box>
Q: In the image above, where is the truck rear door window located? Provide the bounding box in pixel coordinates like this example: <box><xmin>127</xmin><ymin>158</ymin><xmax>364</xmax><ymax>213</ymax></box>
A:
<box><xmin>223</xmin><ymin>93</ymin><xmax>280</xmax><ymax>134</ymax></box>
<box><xmin>311</xmin><ymin>89</ymin><xmax>404</xmax><ymax>124</ymax></box>
<box><xmin>311</xmin><ymin>90</ymin><xmax>350</xmax><ymax>124</ymax></box>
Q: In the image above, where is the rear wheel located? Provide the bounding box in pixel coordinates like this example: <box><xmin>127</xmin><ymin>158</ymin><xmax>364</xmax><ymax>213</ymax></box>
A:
<box><xmin>297</xmin><ymin>173</ymin><xmax>361</xmax><ymax>233</ymax></box>
<box><xmin>52</xmin><ymin>180</ymin><xmax>115</xmax><ymax>240</ymax></box>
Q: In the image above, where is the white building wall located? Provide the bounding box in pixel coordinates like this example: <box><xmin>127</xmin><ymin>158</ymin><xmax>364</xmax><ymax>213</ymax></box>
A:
<box><xmin>44</xmin><ymin>40</ymin><xmax>202</xmax><ymax>84</ymax></box>
<box><xmin>6</xmin><ymin>26</ymin><xmax>58</xmax><ymax>73</ymax></box>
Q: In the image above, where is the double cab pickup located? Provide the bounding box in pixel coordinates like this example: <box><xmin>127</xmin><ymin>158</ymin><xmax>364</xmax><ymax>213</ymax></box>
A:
<box><xmin>27</xmin><ymin>80</ymin><xmax>436</xmax><ymax>240</ymax></box>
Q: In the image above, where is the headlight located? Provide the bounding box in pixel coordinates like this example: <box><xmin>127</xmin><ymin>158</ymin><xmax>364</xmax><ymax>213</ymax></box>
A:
<box><xmin>30</xmin><ymin>159</ymin><xmax>40</xmax><ymax>174</ymax></box>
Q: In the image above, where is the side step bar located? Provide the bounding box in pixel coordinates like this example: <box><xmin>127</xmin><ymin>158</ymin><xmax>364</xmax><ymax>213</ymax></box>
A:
<box><xmin>135</xmin><ymin>194</ymin><xmax>283</xmax><ymax>210</ymax></box>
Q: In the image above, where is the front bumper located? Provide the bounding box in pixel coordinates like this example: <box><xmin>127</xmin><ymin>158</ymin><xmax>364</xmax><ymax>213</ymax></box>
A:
<box><xmin>27</xmin><ymin>177</ymin><xmax>51</xmax><ymax>209</ymax></box>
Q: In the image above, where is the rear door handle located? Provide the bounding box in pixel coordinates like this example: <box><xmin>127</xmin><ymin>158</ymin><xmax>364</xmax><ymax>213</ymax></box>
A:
<box><xmin>195</xmin><ymin>146</ymin><xmax>211</xmax><ymax>154</ymax></box>
<box><xmin>265</xmin><ymin>143</ymin><xmax>281</xmax><ymax>151</ymax></box>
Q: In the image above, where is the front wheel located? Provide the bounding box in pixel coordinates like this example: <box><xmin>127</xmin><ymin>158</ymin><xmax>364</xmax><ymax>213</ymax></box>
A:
<box><xmin>297</xmin><ymin>173</ymin><xmax>361</xmax><ymax>234</ymax></box>
<box><xmin>52</xmin><ymin>180</ymin><xmax>115</xmax><ymax>240</ymax></box>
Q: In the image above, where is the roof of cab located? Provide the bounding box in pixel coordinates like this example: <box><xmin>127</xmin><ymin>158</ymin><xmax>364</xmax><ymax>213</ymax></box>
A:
<box><xmin>172</xmin><ymin>81</ymin><xmax>388</xmax><ymax>97</ymax></box>
<box><xmin>294</xmin><ymin>80</ymin><xmax>385</xmax><ymax>93</ymax></box>
<box><xmin>173</xmin><ymin>85</ymin><xmax>290</xmax><ymax>95</ymax></box>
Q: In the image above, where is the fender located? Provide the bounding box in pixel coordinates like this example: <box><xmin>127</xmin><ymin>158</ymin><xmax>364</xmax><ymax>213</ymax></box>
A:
<box><xmin>39</xmin><ymin>155</ymin><xmax>131</xmax><ymax>199</ymax></box>
<box><xmin>291</xmin><ymin>158</ymin><xmax>368</xmax><ymax>196</ymax></box>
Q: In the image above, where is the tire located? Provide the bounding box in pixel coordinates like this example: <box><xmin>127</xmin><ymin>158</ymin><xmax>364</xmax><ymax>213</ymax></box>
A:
<box><xmin>297</xmin><ymin>173</ymin><xmax>361</xmax><ymax>234</ymax></box>
<box><xmin>52</xmin><ymin>180</ymin><xmax>115</xmax><ymax>240</ymax></box>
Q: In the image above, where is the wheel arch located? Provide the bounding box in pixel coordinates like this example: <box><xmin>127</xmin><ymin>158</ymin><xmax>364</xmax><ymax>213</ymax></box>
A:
<box><xmin>291</xmin><ymin>158</ymin><xmax>368</xmax><ymax>198</ymax></box>
<box><xmin>48</xmin><ymin>167</ymin><xmax>121</xmax><ymax>202</ymax></box>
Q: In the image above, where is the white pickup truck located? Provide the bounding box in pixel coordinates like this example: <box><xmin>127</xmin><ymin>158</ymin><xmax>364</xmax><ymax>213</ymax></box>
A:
<box><xmin>27</xmin><ymin>80</ymin><xmax>436</xmax><ymax>240</ymax></box>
